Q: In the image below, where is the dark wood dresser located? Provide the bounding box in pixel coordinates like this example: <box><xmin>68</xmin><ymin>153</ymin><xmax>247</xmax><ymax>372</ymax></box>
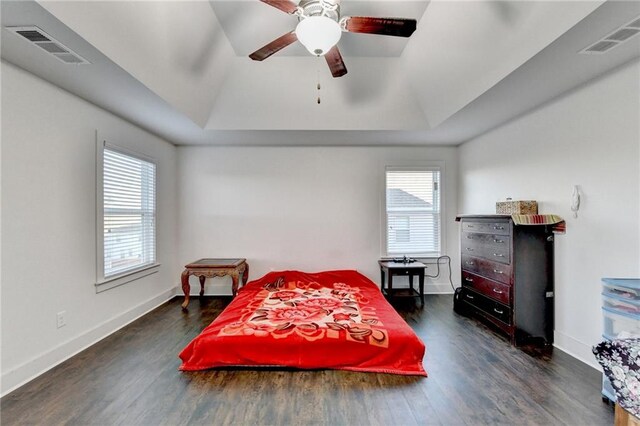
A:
<box><xmin>456</xmin><ymin>215</ymin><xmax>554</xmax><ymax>345</ymax></box>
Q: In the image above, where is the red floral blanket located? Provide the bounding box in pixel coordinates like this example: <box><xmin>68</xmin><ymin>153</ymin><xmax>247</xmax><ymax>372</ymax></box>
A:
<box><xmin>179</xmin><ymin>270</ymin><xmax>427</xmax><ymax>376</ymax></box>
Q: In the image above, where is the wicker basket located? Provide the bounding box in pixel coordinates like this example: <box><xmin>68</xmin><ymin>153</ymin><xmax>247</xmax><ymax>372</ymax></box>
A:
<box><xmin>495</xmin><ymin>199</ymin><xmax>538</xmax><ymax>215</ymax></box>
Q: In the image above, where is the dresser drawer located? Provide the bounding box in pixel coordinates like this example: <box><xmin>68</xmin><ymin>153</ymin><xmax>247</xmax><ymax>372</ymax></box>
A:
<box><xmin>461</xmin><ymin>255</ymin><xmax>512</xmax><ymax>285</ymax></box>
<box><xmin>462</xmin><ymin>271</ymin><xmax>510</xmax><ymax>305</ymax></box>
<box><xmin>461</xmin><ymin>220</ymin><xmax>511</xmax><ymax>236</ymax></box>
<box><xmin>461</xmin><ymin>233</ymin><xmax>511</xmax><ymax>265</ymax></box>
<box><xmin>460</xmin><ymin>287</ymin><xmax>511</xmax><ymax>324</ymax></box>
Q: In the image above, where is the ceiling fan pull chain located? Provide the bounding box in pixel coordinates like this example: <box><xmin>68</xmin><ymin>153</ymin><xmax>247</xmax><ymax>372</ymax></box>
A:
<box><xmin>317</xmin><ymin>59</ymin><xmax>321</xmax><ymax>104</ymax></box>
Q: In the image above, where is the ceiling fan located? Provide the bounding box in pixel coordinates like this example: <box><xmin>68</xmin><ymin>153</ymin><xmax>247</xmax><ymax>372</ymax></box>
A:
<box><xmin>249</xmin><ymin>0</ymin><xmax>417</xmax><ymax>78</ymax></box>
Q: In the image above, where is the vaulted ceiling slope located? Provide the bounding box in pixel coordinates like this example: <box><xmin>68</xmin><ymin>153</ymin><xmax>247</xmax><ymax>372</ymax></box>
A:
<box><xmin>2</xmin><ymin>0</ymin><xmax>638</xmax><ymax>146</ymax></box>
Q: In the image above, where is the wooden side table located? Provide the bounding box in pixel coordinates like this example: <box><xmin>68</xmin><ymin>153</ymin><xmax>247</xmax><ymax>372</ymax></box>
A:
<box><xmin>181</xmin><ymin>258</ymin><xmax>249</xmax><ymax>310</ymax></box>
<box><xmin>378</xmin><ymin>260</ymin><xmax>426</xmax><ymax>307</ymax></box>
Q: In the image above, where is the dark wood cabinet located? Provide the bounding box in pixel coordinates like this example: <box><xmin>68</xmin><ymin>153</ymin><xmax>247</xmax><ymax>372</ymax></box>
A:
<box><xmin>456</xmin><ymin>215</ymin><xmax>554</xmax><ymax>345</ymax></box>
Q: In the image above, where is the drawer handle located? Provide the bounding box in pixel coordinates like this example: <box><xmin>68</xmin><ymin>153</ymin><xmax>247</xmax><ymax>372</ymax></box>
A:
<box><xmin>465</xmin><ymin>277</ymin><xmax>474</xmax><ymax>282</ymax></box>
<box><xmin>465</xmin><ymin>294</ymin><xmax>475</xmax><ymax>300</ymax></box>
<box><xmin>493</xmin><ymin>253</ymin><xmax>505</xmax><ymax>257</ymax></box>
<box><xmin>493</xmin><ymin>226</ymin><xmax>505</xmax><ymax>230</ymax></box>
<box><xmin>493</xmin><ymin>308</ymin><xmax>504</xmax><ymax>315</ymax></box>
<box><xmin>466</xmin><ymin>247</ymin><xmax>474</xmax><ymax>251</ymax></box>
<box><xmin>492</xmin><ymin>288</ymin><xmax>504</xmax><ymax>294</ymax></box>
<box><xmin>467</xmin><ymin>225</ymin><xmax>475</xmax><ymax>228</ymax></box>
<box><xmin>493</xmin><ymin>269</ymin><xmax>504</xmax><ymax>274</ymax></box>
<box><xmin>466</xmin><ymin>261</ymin><xmax>475</xmax><ymax>266</ymax></box>
<box><xmin>493</xmin><ymin>239</ymin><xmax>504</xmax><ymax>244</ymax></box>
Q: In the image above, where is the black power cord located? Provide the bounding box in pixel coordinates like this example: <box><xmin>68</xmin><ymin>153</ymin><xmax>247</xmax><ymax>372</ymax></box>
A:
<box><xmin>424</xmin><ymin>255</ymin><xmax>457</xmax><ymax>291</ymax></box>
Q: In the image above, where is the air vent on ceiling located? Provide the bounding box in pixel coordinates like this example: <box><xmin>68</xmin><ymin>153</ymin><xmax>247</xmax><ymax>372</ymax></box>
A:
<box><xmin>6</xmin><ymin>26</ymin><xmax>90</xmax><ymax>65</ymax></box>
<box><xmin>606</xmin><ymin>28</ymin><xmax>640</xmax><ymax>42</ymax></box>
<box><xmin>584</xmin><ymin>40</ymin><xmax>619</xmax><ymax>53</ymax></box>
<box><xmin>580</xmin><ymin>14</ymin><xmax>640</xmax><ymax>55</ymax></box>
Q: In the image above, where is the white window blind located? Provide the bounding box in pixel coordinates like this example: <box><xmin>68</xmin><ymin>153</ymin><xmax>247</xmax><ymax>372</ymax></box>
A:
<box><xmin>102</xmin><ymin>147</ymin><xmax>156</xmax><ymax>279</ymax></box>
<box><xmin>385</xmin><ymin>168</ymin><xmax>441</xmax><ymax>256</ymax></box>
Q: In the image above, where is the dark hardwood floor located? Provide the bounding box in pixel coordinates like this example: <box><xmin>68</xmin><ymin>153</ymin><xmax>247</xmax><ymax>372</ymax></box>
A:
<box><xmin>1</xmin><ymin>295</ymin><xmax>613</xmax><ymax>425</ymax></box>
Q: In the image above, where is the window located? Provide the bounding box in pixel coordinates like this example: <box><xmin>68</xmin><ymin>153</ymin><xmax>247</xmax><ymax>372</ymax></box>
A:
<box><xmin>97</xmin><ymin>142</ymin><xmax>157</xmax><ymax>286</ymax></box>
<box><xmin>385</xmin><ymin>167</ymin><xmax>441</xmax><ymax>257</ymax></box>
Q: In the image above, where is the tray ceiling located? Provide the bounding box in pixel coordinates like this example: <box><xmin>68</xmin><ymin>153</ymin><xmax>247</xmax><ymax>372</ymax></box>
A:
<box><xmin>2</xmin><ymin>0</ymin><xmax>638</xmax><ymax>145</ymax></box>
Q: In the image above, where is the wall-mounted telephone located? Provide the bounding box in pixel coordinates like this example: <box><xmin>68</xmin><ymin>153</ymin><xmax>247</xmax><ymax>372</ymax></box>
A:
<box><xmin>571</xmin><ymin>185</ymin><xmax>581</xmax><ymax>218</ymax></box>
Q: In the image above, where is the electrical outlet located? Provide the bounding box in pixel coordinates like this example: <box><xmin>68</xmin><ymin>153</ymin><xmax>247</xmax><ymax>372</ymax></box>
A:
<box><xmin>56</xmin><ymin>311</ymin><xmax>66</xmax><ymax>328</ymax></box>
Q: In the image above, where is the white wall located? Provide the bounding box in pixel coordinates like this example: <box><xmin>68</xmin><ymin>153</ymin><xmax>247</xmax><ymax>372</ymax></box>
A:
<box><xmin>1</xmin><ymin>61</ymin><xmax>178</xmax><ymax>395</ymax></box>
<box><xmin>458</xmin><ymin>59</ymin><xmax>640</xmax><ymax>368</ymax></box>
<box><xmin>178</xmin><ymin>146</ymin><xmax>459</xmax><ymax>295</ymax></box>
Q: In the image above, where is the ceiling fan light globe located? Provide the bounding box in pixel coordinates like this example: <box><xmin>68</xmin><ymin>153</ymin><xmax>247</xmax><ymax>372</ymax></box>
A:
<box><xmin>295</xmin><ymin>16</ymin><xmax>342</xmax><ymax>56</ymax></box>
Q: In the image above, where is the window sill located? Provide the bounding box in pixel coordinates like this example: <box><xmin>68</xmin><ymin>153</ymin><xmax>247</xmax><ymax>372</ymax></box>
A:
<box><xmin>95</xmin><ymin>263</ymin><xmax>161</xmax><ymax>293</ymax></box>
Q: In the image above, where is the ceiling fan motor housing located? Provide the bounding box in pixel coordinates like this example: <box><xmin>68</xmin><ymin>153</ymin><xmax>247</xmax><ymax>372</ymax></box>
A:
<box><xmin>298</xmin><ymin>0</ymin><xmax>341</xmax><ymax>22</ymax></box>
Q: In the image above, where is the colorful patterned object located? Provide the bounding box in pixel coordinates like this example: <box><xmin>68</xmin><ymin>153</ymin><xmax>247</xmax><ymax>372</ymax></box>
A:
<box><xmin>511</xmin><ymin>214</ymin><xmax>566</xmax><ymax>234</ymax></box>
<box><xmin>179</xmin><ymin>270</ymin><xmax>427</xmax><ymax>376</ymax></box>
<box><xmin>593</xmin><ymin>338</ymin><xmax>640</xmax><ymax>416</ymax></box>
<box><xmin>496</xmin><ymin>200</ymin><xmax>538</xmax><ymax>215</ymax></box>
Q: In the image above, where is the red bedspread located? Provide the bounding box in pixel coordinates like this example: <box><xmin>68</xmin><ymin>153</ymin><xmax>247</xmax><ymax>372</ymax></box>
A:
<box><xmin>179</xmin><ymin>270</ymin><xmax>426</xmax><ymax>376</ymax></box>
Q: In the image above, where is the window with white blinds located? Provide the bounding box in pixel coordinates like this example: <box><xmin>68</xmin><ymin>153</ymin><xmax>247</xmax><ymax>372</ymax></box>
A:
<box><xmin>101</xmin><ymin>146</ymin><xmax>156</xmax><ymax>279</ymax></box>
<box><xmin>385</xmin><ymin>167</ymin><xmax>441</xmax><ymax>256</ymax></box>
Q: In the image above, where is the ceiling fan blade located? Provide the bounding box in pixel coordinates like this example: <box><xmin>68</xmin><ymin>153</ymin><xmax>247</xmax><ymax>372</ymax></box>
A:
<box><xmin>249</xmin><ymin>31</ymin><xmax>298</xmax><ymax>61</ymax></box>
<box><xmin>343</xmin><ymin>17</ymin><xmax>417</xmax><ymax>38</ymax></box>
<box><xmin>259</xmin><ymin>0</ymin><xmax>299</xmax><ymax>14</ymax></box>
<box><xmin>325</xmin><ymin>46</ymin><xmax>347</xmax><ymax>78</ymax></box>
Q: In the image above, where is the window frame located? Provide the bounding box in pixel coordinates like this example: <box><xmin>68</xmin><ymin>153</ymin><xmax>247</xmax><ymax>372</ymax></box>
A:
<box><xmin>381</xmin><ymin>162</ymin><xmax>445</xmax><ymax>259</ymax></box>
<box><xmin>95</xmin><ymin>136</ymin><xmax>160</xmax><ymax>293</ymax></box>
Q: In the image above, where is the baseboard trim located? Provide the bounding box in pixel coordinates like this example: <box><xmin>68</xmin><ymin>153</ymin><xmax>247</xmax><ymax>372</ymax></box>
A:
<box><xmin>553</xmin><ymin>330</ymin><xmax>601</xmax><ymax>371</ymax></box>
<box><xmin>1</xmin><ymin>286</ymin><xmax>178</xmax><ymax>397</ymax></box>
<box><xmin>425</xmin><ymin>283</ymin><xmax>455</xmax><ymax>294</ymax></box>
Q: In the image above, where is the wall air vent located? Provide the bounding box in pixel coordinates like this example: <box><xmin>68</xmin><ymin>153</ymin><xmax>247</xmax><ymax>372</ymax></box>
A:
<box><xmin>5</xmin><ymin>26</ymin><xmax>90</xmax><ymax>65</ymax></box>
<box><xmin>580</xmin><ymin>14</ymin><xmax>640</xmax><ymax>55</ymax></box>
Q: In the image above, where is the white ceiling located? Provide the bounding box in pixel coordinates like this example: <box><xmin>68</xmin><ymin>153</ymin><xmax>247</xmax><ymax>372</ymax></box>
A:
<box><xmin>1</xmin><ymin>0</ymin><xmax>639</xmax><ymax>146</ymax></box>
